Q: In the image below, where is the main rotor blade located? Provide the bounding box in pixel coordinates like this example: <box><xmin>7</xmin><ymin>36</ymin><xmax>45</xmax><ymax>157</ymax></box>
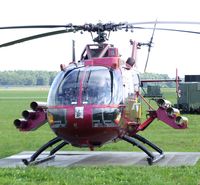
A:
<box><xmin>0</xmin><ymin>29</ymin><xmax>74</xmax><ymax>48</ymax></box>
<box><xmin>131</xmin><ymin>21</ymin><xmax>200</xmax><ymax>25</ymax></box>
<box><xmin>0</xmin><ymin>25</ymin><xmax>71</xmax><ymax>29</ymax></box>
<box><xmin>133</xmin><ymin>26</ymin><xmax>200</xmax><ymax>35</ymax></box>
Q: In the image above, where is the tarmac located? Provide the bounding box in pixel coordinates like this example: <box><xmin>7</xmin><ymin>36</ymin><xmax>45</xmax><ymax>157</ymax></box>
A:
<box><xmin>0</xmin><ymin>151</ymin><xmax>200</xmax><ymax>167</ymax></box>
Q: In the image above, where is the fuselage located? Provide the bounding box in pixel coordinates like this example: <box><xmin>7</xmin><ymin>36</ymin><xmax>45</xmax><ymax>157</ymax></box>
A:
<box><xmin>47</xmin><ymin>64</ymin><xmax>124</xmax><ymax>148</ymax></box>
<box><xmin>47</xmin><ymin>44</ymin><xmax>141</xmax><ymax>148</ymax></box>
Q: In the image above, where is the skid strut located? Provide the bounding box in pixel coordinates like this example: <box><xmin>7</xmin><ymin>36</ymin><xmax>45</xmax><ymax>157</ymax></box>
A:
<box><xmin>122</xmin><ymin>134</ymin><xmax>164</xmax><ymax>165</ymax></box>
<box><xmin>22</xmin><ymin>136</ymin><xmax>68</xmax><ymax>166</ymax></box>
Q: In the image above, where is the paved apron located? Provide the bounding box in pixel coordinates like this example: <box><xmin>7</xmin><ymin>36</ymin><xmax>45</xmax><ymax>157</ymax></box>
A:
<box><xmin>0</xmin><ymin>151</ymin><xmax>200</xmax><ymax>168</ymax></box>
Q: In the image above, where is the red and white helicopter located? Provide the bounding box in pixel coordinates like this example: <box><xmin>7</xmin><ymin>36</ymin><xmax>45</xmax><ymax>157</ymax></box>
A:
<box><xmin>0</xmin><ymin>21</ymin><xmax>194</xmax><ymax>165</ymax></box>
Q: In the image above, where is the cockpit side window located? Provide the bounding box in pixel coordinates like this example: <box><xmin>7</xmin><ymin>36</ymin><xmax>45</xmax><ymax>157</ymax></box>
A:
<box><xmin>112</xmin><ymin>69</ymin><xmax>123</xmax><ymax>104</ymax></box>
<box><xmin>47</xmin><ymin>71</ymin><xmax>65</xmax><ymax>106</ymax></box>
<box><xmin>56</xmin><ymin>69</ymin><xmax>82</xmax><ymax>105</ymax></box>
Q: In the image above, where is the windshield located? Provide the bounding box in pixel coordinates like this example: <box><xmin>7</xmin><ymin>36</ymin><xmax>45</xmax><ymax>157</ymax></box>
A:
<box><xmin>82</xmin><ymin>67</ymin><xmax>112</xmax><ymax>104</ymax></box>
<box><xmin>48</xmin><ymin>66</ymin><xmax>114</xmax><ymax>106</ymax></box>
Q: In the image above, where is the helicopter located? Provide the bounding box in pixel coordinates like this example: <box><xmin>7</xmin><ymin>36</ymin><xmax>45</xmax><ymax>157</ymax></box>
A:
<box><xmin>0</xmin><ymin>21</ymin><xmax>196</xmax><ymax>165</ymax></box>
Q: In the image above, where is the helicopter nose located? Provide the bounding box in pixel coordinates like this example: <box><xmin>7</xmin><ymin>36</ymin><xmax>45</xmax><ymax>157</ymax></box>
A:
<box><xmin>47</xmin><ymin>105</ymin><xmax>121</xmax><ymax>147</ymax></box>
<box><xmin>47</xmin><ymin>106</ymin><xmax>91</xmax><ymax>129</ymax></box>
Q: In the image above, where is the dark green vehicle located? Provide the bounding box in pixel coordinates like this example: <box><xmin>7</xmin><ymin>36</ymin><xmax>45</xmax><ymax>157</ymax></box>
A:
<box><xmin>176</xmin><ymin>82</ymin><xmax>200</xmax><ymax>113</ymax></box>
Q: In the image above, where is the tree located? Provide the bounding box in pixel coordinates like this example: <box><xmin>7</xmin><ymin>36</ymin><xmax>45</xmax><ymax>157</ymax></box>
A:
<box><xmin>0</xmin><ymin>70</ymin><xmax>57</xmax><ymax>86</ymax></box>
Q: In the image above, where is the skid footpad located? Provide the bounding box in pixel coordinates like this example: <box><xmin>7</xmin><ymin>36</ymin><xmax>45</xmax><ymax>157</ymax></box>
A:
<box><xmin>22</xmin><ymin>155</ymin><xmax>55</xmax><ymax>166</ymax></box>
<box><xmin>147</xmin><ymin>153</ymin><xmax>165</xmax><ymax>165</ymax></box>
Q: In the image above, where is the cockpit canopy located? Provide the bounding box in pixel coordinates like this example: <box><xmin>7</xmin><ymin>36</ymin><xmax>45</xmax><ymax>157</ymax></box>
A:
<box><xmin>48</xmin><ymin>66</ymin><xmax>123</xmax><ymax>106</ymax></box>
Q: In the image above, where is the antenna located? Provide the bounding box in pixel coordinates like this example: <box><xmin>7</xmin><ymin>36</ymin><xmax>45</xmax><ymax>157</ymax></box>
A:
<box><xmin>176</xmin><ymin>68</ymin><xmax>181</xmax><ymax>98</ymax></box>
<box><xmin>72</xmin><ymin>40</ymin><xmax>76</xmax><ymax>62</ymax></box>
<box><xmin>144</xmin><ymin>20</ymin><xmax>157</xmax><ymax>72</ymax></box>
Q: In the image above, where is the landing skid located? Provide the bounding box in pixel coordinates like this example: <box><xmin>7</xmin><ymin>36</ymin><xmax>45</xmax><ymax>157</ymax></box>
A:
<box><xmin>22</xmin><ymin>135</ymin><xmax>164</xmax><ymax>166</ymax></box>
<box><xmin>122</xmin><ymin>134</ymin><xmax>164</xmax><ymax>165</ymax></box>
<box><xmin>22</xmin><ymin>137</ymin><xmax>68</xmax><ymax>166</ymax></box>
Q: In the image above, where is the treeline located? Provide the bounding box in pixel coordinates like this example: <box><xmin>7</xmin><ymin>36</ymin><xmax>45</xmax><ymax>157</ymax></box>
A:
<box><xmin>0</xmin><ymin>70</ymin><xmax>176</xmax><ymax>87</ymax></box>
<box><xmin>0</xmin><ymin>71</ymin><xmax>57</xmax><ymax>86</ymax></box>
<box><xmin>140</xmin><ymin>72</ymin><xmax>176</xmax><ymax>88</ymax></box>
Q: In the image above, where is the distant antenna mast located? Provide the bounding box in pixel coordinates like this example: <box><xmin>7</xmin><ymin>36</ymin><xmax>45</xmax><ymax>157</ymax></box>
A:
<box><xmin>72</xmin><ymin>40</ymin><xmax>76</xmax><ymax>62</ymax></box>
<box><xmin>176</xmin><ymin>68</ymin><xmax>181</xmax><ymax>98</ymax></box>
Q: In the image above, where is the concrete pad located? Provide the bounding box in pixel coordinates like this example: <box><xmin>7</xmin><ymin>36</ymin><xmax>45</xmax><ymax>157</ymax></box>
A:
<box><xmin>0</xmin><ymin>151</ymin><xmax>200</xmax><ymax>168</ymax></box>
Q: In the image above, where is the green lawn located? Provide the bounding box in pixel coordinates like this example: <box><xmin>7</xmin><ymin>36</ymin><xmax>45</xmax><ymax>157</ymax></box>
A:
<box><xmin>0</xmin><ymin>87</ymin><xmax>200</xmax><ymax>185</ymax></box>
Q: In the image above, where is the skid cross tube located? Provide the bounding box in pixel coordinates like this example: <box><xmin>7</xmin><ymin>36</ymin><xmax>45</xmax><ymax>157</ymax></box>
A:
<box><xmin>22</xmin><ymin>136</ymin><xmax>65</xmax><ymax>165</ymax></box>
<box><xmin>122</xmin><ymin>134</ymin><xmax>164</xmax><ymax>165</ymax></box>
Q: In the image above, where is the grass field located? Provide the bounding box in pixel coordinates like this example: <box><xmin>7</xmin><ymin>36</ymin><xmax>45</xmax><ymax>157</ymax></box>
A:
<box><xmin>0</xmin><ymin>87</ymin><xmax>200</xmax><ymax>185</ymax></box>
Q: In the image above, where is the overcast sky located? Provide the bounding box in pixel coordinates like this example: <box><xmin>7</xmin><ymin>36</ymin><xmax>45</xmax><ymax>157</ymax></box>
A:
<box><xmin>0</xmin><ymin>0</ymin><xmax>200</xmax><ymax>77</ymax></box>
